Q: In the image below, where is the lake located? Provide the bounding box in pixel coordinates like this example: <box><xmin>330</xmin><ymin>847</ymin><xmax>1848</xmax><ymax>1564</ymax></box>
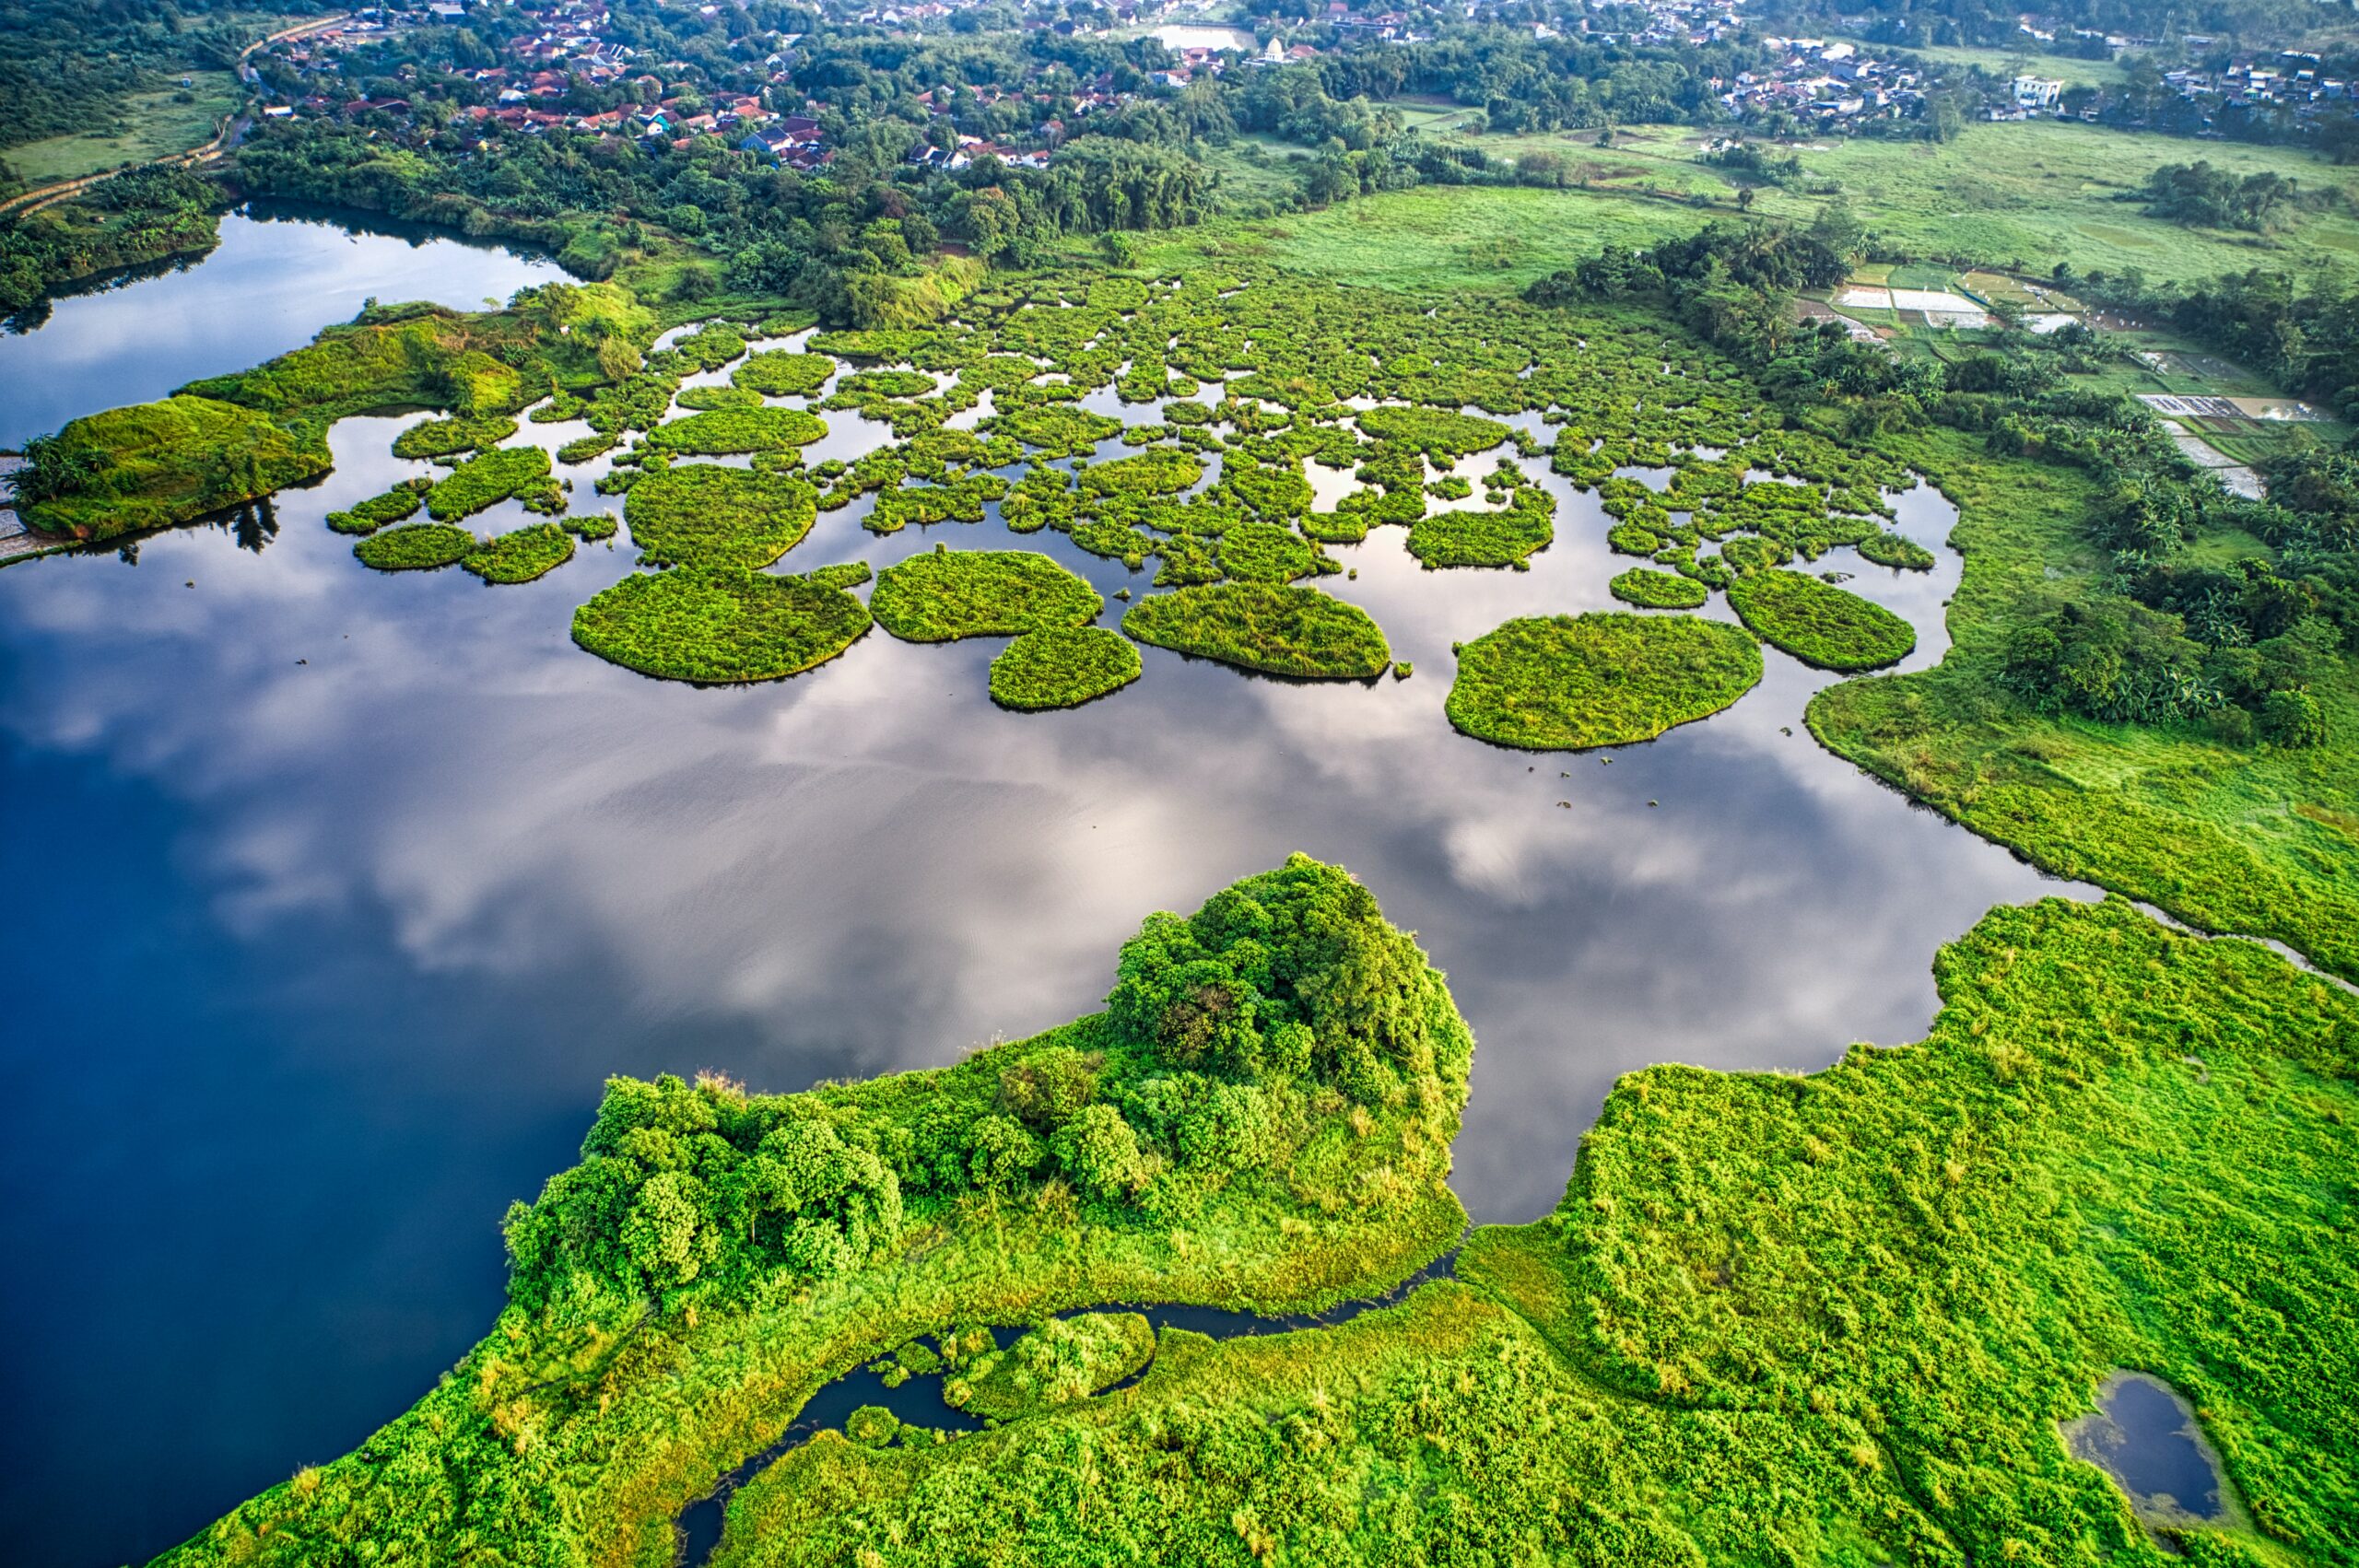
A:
<box><xmin>0</xmin><ymin>213</ymin><xmax>2079</xmax><ymax>1567</ymax></box>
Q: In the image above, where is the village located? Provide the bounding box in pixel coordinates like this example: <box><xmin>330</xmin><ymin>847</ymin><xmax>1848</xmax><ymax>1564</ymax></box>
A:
<box><xmin>235</xmin><ymin>0</ymin><xmax>2359</xmax><ymax>177</ymax></box>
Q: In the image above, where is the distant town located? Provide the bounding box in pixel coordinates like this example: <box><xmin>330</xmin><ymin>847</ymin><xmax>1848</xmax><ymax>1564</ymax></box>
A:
<box><xmin>238</xmin><ymin>0</ymin><xmax>2359</xmax><ymax>172</ymax></box>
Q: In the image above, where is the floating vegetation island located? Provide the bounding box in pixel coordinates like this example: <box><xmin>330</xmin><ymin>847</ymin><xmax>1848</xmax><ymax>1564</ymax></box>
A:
<box><xmin>570</xmin><ymin>568</ymin><xmax>871</xmax><ymax>684</ymax></box>
<box><xmin>869</xmin><ymin>548</ymin><xmax>1102</xmax><ymax>642</ymax></box>
<box><xmin>1447</xmin><ymin>613</ymin><xmax>1764</xmax><ymax>750</ymax></box>
<box><xmin>988</xmin><ymin>626</ymin><xmax>1143</xmax><ymax>710</ymax></box>
<box><xmin>623</xmin><ymin>463</ymin><xmax>817</xmax><ymax>570</ymax></box>
<box><xmin>1124</xmin><ymin>581</ymin><xmax>1392</xmax><ymax>679</ymax></box>
<box><xmin>1727</xmin><ymin>567</ymin><xmax>1919</xmax><ymax>672</ymax></box>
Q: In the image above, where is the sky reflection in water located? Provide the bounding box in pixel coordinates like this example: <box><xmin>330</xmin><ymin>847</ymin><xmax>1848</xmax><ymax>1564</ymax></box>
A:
<box><xmin>0</xmin><ymin>228</ymin><xmax>2080</xmax><ymax>1566</ymax></box>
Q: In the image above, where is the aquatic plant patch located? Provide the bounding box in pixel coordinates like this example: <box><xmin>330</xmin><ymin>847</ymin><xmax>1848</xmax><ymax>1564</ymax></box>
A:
<box><xmin>1408</xmin><ymin>489</ymin><xmax>1555</xmax><ymax>568</ymax></box>
<box><xmin>1079</xmin><ymin>449</ymin><xmax>1204</xmax><ymax>498</ymax></box>
<box><xmin>1123</xmin><ymin>583</ymin><xmax>1391</xmax><ymax>679</ymax></box>
<box><xmin>866</xmin><ymin>474</ymin><xmax>1009</xmax><ymax>534</ymax></box>
<box><xmin>1727</xmin><ymin>568</ymin><xmax>1915</xmax><ymax>672</ymax></box>
<box><xmin>675</xmin><ymin>386</ymin><xmax>765</xmax><ymax>411</ymax></box>
<box><xmin>1215</xmin><ymin>520</ymin><xmax>1323</xmax><ymax>583</ymax></box>
<box><xmin>354</xmin><ymin>522</ymin><xmax>476</xmax><ymax>572</ymax></box>
<box><xmin>464</xmin><ymin>522</ymin><xmax>575</xmax><ymax>584</ymax></box>
<box><xmin>989</xmin><ymin>626</ymin><xmax>1143</xmax><ymax>710</ymax></box>
<box><xmin>1610</xmin><ymin>568</ymin><xmax>1710</xmax><ymax>609</ymax></box>
<box><xmin>624</xmin><ymin>464</ymin><xmax>818</xmax><ymax>570</ymax></box>
<box><xmin>391</xmin><ymin>414</ymin><xmax>517</xmax><ymax>461</ymax></box>
<box><xmin>425</xmin><ymin>447</ymin><xmax>557</xmax><ymax>522</ymax></box>
<box><xmin>1356</xmin><ymin>405</ymin><xmax>1511</xmax><ymax>461</ymax></box>
<box><xmin>571</xmin><ymin>568</ymin><xmax>871</xmax><ymax>683</ymax></box>
<box><xmin>672</xmin><ymin>324</ymin><xmax>749</xmax><ymax>372</ymax></box>
<box><xmin>942</xmin><ymin>1313</ymin><xmax>1155</xmax><ymax>1422</ymax></box>
<box><xmin>645</xmin><ymin>407</ymin><xmax>827</xmax><ymax>456</ymax></box>
<box><xmin>1858</xmin><ymin>531</ymin><xmax>1937</xmax><ymax>570</ymax></box>
<box><xmin>1446</xmin><ymin>613</ymin><xmax>1762</xmax><ymax>749</ymax></box>
<box><xmin>989</xmin><ymin>405</ymin><xmax>1122</xmax><ymax>457</ymax></box>
<box><xmin>734</xmin><ymin>352</ymin><xmax>838</xmax><ymax>397</ymax></box>
<box><xmin>325</xmin><ymin>479</ymin><xmax>430</xmax><ymax>535</ymax></box>
<box><xmin>870</xmin><ymin>549</ymin><xmax>1103</xmax><ymax>642</ymax></box>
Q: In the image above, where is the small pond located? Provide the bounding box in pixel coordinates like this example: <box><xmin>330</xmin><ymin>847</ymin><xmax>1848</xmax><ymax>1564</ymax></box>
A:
<box><xmin>2063</xmin><ymin>1371</ymin><xmax>2238</xmax><ymax>1528</ymax></box>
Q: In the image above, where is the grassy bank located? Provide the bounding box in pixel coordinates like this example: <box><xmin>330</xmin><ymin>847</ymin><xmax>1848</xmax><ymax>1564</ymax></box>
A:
<box><xmin>709</xmin><ymin>893</ymin><xmax>2355</xmax><ymax>1567</ymax></box>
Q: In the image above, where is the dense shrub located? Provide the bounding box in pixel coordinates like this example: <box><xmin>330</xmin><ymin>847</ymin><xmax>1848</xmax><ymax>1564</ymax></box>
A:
<box><xmin>1123</xmin><ymin>583</ymin><xmax>1391</xmax><ymax>678</ymax></box>
<box><xmin>624</xmin><ymin>464</ymin><xmax>818</xmax><ymax>569</ymax></box>
<box><xmin>871</xmin><ymin>549</ymin><xmax>1103</xmax><ymax>641</ymax></box>
<box><xmin>989</xmin><ymin>627</ymin><xmax>1143</xmax><ymax>710</ymax></box>
<box><xmin>1446</xmin><ymin>614</ymin><xmax>1762</xmax><ymax>749</ymax></box>
<box><xmin>571</xmin><ymin>568</ymin><xmax>871</xmax><ymax>683</ymax></box>
<box><xmin>1726</xmin><ymin>568</ymin><xmax>1915</xmax><ymax>672</ymax></box>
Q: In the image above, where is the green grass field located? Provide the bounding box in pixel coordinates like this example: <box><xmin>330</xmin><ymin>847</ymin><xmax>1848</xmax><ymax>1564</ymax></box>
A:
<box><xmin>1130</xmin><ymin>183</ymin><xmax>1704</xmax><ymax>289</ymax></box>
<box><xmin>4</xmin><ymin>73</ymin><xmax>242</xmax><ymax>185</ymax></box>
<box><xmin>1193</xmin><ymin>118</ymin><xmax>2359</xmax><ymax>289</ymax></box>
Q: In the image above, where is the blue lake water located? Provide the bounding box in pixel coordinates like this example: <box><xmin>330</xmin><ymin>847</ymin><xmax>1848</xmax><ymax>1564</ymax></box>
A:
<box><xmin>0</xmin><ymin>215</ymin><xmax>2082</xmax><ymax>1566</ymax></box>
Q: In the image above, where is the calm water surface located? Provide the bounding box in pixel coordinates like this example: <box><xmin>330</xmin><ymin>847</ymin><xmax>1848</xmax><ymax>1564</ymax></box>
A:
<box><xmin>0</xmin><ymin>218</ymin><xmax>2081</xmax><ymax>1566</ymax></box>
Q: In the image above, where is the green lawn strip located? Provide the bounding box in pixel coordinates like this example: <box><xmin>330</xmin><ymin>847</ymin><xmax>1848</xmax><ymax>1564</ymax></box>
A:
<box><xmin>1611</xmin><ymin>568</ymin><xmax>1710</xmax><ymax>609</ymax></box>
<box><xmin>464</xmin><ymin>522</ymin><xmax>576</xmax><ymax>585</ymax></box>
<box><xmin>355</xmin><ymin>522</ymin><xmax>476</xmax><ymax>572</ymax></box>
<box><xmin>989</xmin><ymin>626</ymin><xmax>1143</xmax><ymax>710</ymax></box>
<box><xmin>870</xmin><ymin>549</ymin><xmax>1102</xmax><ymax>642</ymax></box>
<box><xmin>624</xmin><ymin>463</ymin><xmax>818</xmax><ymax>569</ymax></box>
<box><xmin>1446</xmin><ymin>613</ymin><xmax>1762</xmax><ymax>750</ymax></box>
<box><xmin>710</xmin><ymin>895</ymin><xmax>2355</xmax><ymax>1568</ymax></box>
<box><xmin>646</xmin><ymin>407</ymin><xmax>827</xmax><ymax>456</ymax></box>
<box><xmin>149</xmin><ymin>857</ymin><xmax>1471</xmax><ymax>1568</ymax></box>
<box><xmin>571</xmin><ymin>568</ymin><xmax>872</xmax><ymax>683</ymax></box>
<box><xmin>1123</xmin><ymin>583</ymin><xmax>1391</xmax><ymax>679</ymax></box>
<box><xmin>1726</xmin><ymin>568</ymin><xmax>1916</xmax><ymax>672</ymax></box>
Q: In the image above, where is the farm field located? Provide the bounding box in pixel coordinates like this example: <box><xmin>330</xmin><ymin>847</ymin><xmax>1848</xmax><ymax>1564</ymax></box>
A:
<box><xmin>1392</xmin><ymin>118</ymin><xmax>2359</xmax><ymax>284</ymax></box>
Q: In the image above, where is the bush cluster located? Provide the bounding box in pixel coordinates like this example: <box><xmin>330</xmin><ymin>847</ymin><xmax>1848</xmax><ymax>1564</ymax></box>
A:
<box><xmin>570</xmin><ymin>568</ymin><xmax>872</xmax><ymax>683</ymax></box>
<box><xmin>1122</xmin><ymin>583</ymin><xmax>1391</xmax><ymax>679</ymax></box>
<box><xmin>871</xmin><ymin>549</ymin><xmax>1103</xmax><ymax>642</ymax></box>
<box><xmin>1726</xmin><ymin>568</ymin><xmax>1916</xmax><ymax>672</ymax></box>
<box><xmin>624</xmin><ymin>463</ymin><xmax>818</xmax><ymax>569</ymax></box>
<box><xmin>989</xmin><ymin>626</ymin><xmax>1143</xmax><ymax>710</ymax></box>
<box><xmin>1446</xmin><ymin>613</ymin><xmax>1763</xmax><ymax>749</ymax></box>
